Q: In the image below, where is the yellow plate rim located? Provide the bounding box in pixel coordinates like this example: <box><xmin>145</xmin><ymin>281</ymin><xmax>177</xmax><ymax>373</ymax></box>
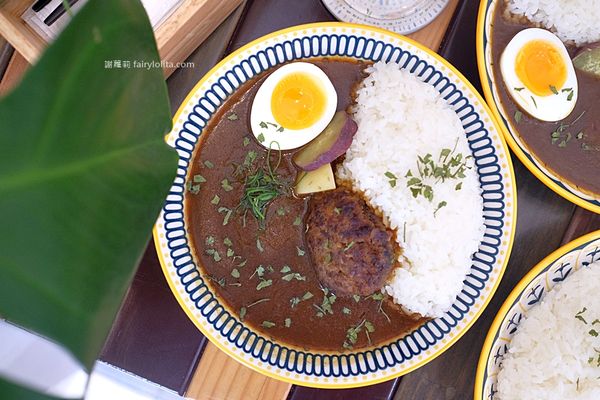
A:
<box><xmin>475</xmin><ymin>0</ymin><xmax>600</xmax><ymax>214</ymax></box>
<box><xmin>474</xmin><ymin>229</ymin><xmax>600</xmax><ymax>399</ymax></box>
<box><xmin>156</xmin><ymin>21</ymin><xmax>518</xmax><ymax>389</ymax></box>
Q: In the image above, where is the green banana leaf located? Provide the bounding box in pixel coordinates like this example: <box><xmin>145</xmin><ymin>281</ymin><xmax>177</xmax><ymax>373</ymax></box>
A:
<box><xmin>0</xmin><ymin>0</ymin><xmax>176</xmax><ymax>380</ymax></box>
<box><xmin>0</xmin><ymin>379</ymin><xmax>56</xmax><ymax>400</ymax></box>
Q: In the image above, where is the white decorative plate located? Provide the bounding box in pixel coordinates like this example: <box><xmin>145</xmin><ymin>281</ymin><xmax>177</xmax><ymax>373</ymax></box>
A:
<box><xmin>322</xmin><ymin>0</ymin><xmax>449</xmax><ymax>34</ymax></box>
<box><xmin>475</xmin><ymin>231</ymin><xmax>600</xmax><ymax>399</ymax></box>
<box><xmin>477</xmin><ymin>0</ymin><xmax>600</xmax><ymax>213</ymax></box>
<box><xmin>154</xmin><ymin>22</ymin><xmax>516</xmax><ymax>388</ymax></box>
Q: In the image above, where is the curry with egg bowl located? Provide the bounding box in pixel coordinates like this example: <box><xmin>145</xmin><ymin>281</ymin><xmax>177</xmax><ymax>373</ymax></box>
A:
<box><xmin>185</xmin><ymin>58</ymin><xmax>428</xmax><ymax>351</ymax></box>
<box><xmin>490</xmin><ymin>2</ymin><xmax>600</xmax><ymax>195</ymax></box>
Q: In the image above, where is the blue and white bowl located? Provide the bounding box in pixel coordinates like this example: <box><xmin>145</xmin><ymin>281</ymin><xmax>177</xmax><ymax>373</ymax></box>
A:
<box><xmin>154</xmin><ymin>22</ymin><xmax>516</xmax><ymax>388</ymax></box>
<box><xmin>475</xmin><ymin>231</ymin><xmax>600</xmax><ymax>399</ymax></box>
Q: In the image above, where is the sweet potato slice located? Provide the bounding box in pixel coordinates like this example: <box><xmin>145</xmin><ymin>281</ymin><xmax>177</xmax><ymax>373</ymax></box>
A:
<box><xmin>292</xmin><ymin>111</ymin><xmax>357</xmax><ymax>171</ymax></box>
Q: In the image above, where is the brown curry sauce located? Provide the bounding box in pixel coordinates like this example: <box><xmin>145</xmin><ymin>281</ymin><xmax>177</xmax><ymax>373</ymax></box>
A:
<box><xmin>185</xmin><ymin>58</ymin><xmax>427</xmax><ymax>351</ymax></box>
<box><xmin>491</xmin><ymin>4</ymin><xmax>600</xmax><ymax>194</ymax></box>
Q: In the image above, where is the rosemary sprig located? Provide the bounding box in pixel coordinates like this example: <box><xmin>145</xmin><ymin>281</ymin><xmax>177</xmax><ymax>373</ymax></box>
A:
<box><xmin>237</xmin><ymin>141</ymin><xmax>289</xmax><ymax>226</ymax></box>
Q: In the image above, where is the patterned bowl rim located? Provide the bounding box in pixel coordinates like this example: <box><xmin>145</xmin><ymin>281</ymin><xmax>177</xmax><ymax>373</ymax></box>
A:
<box><xmin>474</xmin><ymin>229</ymin><xmax>600</xmax><ymax>400</ymax></box>
<box><xmin>475</xmin><ymin>0</ymin><xmax>600</xmax><ymax>214</ymax></box>
<box><xmin>154</xmin><ymin>21</ymin><xmax>517</xmax><ymax>388</ymax></box>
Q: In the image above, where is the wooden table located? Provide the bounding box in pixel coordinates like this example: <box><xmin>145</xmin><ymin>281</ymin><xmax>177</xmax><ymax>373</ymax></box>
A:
<box><xmin>2</xmin><ymin>0</ymin><xmax>600</xmax><ymax>399</ymax></box>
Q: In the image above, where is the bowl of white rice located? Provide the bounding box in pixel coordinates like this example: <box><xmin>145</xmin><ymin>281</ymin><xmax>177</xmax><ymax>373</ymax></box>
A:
<box><xmin>476</xmin><ymin>230</ymin><xmax>600</xmax><ymax>400</ymax></box>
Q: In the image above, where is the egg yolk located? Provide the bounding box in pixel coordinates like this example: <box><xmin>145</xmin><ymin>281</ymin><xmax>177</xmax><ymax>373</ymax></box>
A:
<box><xmin>271</xmin><ymin>72</ymin><xmax>326</xmax><ymax>130</ymax></box>
<box><xmin>515</xmin><ymin>40</ymin><xmax>567</xmax><ymax>96</ymax></box>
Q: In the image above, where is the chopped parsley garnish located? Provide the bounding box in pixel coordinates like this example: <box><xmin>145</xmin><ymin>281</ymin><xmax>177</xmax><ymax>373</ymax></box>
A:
<box><xmin>205</xmin><ymin>248</ymin><xmax>222</xmax><ymax>262</ymax></box>
<box><xmin>261</xmin><ymin>321</ymin><xmax>275</xmax><ymax>328</ymax></box>
<box><xmin>193</xmin><ymin>174</ymin><xmax>206</xmax><ymax>183</ymax></box>
<box><xmin>367</xmin><ymin>292</ymin><xmax>384</xmax><ymax>301</ymax></box>
<box><xmin>302</xmin><ymin>291</ymin><xmax>314</xmax><ymax>301</ymax></box>
<box><xmin>284</xmin><ymin>318</ymin><xmax>292</xmax><ymax>328</ymax></box>
<box><xmin>293</xmin><ymin>216</ymin><xmax>302</xmax><ymax>226</ymax></box>
<box><xmin>221</xmin><ymin>178</ymin><xmax>234</xmax><ymax>192</ymax></box>
<box><xmin>576</xmin><ymin>307</ymin><xmax>588</xmax><ymax>324</ymax></box>
<box><xmin>238</xmin><ymin>142</ymin><xmax>290</xmax><ymax>226</ymax></box>
<box><xmin>280</xmin><ymin>265</ymin><xmax>291</xmax><ymax>273</ymax></box>
<box><xmin>343</xmin><ymin>319</ymin><xmax>375</xmax><ymax>349</ymax></box>
<box><xmin>313</xmin><ymin>287</ymin><xmax>336</xmax><ymax>318</ymax></box>
<box><xmin>282</xmin><ymin>272</ymin><xmax>306</xmax><ymax>282</ymax></box>
<box><xmin>250</xmin><ymin>265</ymin><xmax>265</xmax><ymax>279</ymax></box>
<box><xmin>210</xmin><ymin>194</ymin><xmax>220</xmax><ymax>205</ymax></box>
<box><xmin>186</xmin><ymin>181</ymin><xmax>200</xmax><ymax>195</ymax></box>
<box><xmin>384</xmin><ymin>171</ymin><xmax>397</xmax><ymax>187</ymax></box>
<box><xmin>243</xmin><ymin>137</ymin><xmax>250</xmax><ymax>147</ymax></box>
<box><xmin>257</xmin><ymin>133</ymin><xmax>265</xmax><ymax>143</ymax></box>
<box><xmin>549</xmin><ymin>85</ymin><xmax>558</xmax><ymax>95</ymax></box>
<box><xmin>231</xmin><ymin>268</ymin><xmax>240</xmax><ymax>278</ymax></box>
<box><xmin>203</xmin><ymin>274</ymin><xmax>226</xmax><ymax>288</ymax></box>
<box><xmin>433</xmin><ymin>201</ymin><xmax>447</xmax><ymax>217</ymax></box>
<box><xmin>217</xmin><ymin>207</ymin><xmax>233</xmax><ymax>225</ymax></box>
<box><xmin>204</xmin><ymin>160</ymin><xmax>214</xmax><ymax>169</ymax></box>
<box><xmin>227</xmin><ymin>112</ymin><xmax>238</xmax><ymax>121</ymax></box>
<box><xmin>296</xmin><ymin>246</ymin><xmax>305</xmax><ymax>256</ymax></box>
<box><xmin>256</xmin><ymin>238</ymin><xmax>264</xmax><ymax>252</ymax></box>
<box><xmin>514</xmin><ymin>110</ymin><xmax>523</xmax><ymax>124</ymax></box>
<box><xmin>405</xmin><ymin>141</ymin><xmax>470</xmax><ymax>212</ymax></box>
<box><xmin>205</xmin><ymin>236</ymin><xmax>215</xmax><ymax>246</ymax></box>
<box><xmin>290</xmin><ymin>291</ymin><xmax>314</xmax><ymax>308</ymax></box>
<box><xmin>551</xmin><ymin>111</ymin><xmax>586</xmax><ymax>148</ymax></box>
<box><xmin>256</xmin><ymin>279</ymin><xmax>272</xmax><ymax>291</ymax></box>
<box><xmin>562</xmin><ymin>87</ymin><xmax>574</xmax><ymax>101</ymax></box>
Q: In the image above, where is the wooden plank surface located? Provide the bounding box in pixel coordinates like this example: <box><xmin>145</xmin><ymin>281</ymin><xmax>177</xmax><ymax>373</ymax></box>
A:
<box><xmin>0</xmin><ymin>36</ymin><xmax>15</xmax><ymax>79</ymax></box>
<box><xmin>156</xmin><ymin>0</ymin><xmax>244</xmax><ymax>76</ymax></box>
<box><xmin>0</xmin><ymin>49</ymin><xmax>27</xmax><ymax>95</ymax></box>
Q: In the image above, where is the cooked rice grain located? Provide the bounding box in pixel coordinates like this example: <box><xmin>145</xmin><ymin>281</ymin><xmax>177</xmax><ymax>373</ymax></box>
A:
<box><xmin>497</xmin><ymin>262</ymin><xmax>600</xmax><ymax>400</ymax></box>
<box><xmin>506</xmin><ymin>0</ymin><xmax>600</xmax><ymax>45</ymax></box>
<box><xmin>338</xmin><ymin>62</ymin><xmax>485</xmax><ymax>318</ymax></box>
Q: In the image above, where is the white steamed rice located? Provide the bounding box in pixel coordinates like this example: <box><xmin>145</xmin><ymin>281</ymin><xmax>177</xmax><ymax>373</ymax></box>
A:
<box><xmin>506</xmin><ymin>0</ymin><xmax>600</xmax><ymax>45</ymax></box>
<box><xmin>337</xmin><ymin>62</ymin><xmax>485</xmax><ymax>318</ymax></box>
<box><xmin>496</xmin><ymin>262</ymin><xmax>600</xmax><ymax>400</ymax></box>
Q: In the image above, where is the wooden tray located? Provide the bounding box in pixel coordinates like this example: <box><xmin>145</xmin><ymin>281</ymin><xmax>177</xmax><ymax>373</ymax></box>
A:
<box><xmin>0</xmin><ymin>0</ymin><xmax>243</xmax><ymax>76</ymax></box>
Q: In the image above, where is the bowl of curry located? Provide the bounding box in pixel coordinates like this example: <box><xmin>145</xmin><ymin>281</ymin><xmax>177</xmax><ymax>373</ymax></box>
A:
<box><xmin>154</xmin><ymin>23</ymin><xmax>515</xmax><ymax>387</ymax></box>
<box><xmin>477</xmin><ymin>0</ymin><xmax>600</xmax><ymax>213</ymax></box>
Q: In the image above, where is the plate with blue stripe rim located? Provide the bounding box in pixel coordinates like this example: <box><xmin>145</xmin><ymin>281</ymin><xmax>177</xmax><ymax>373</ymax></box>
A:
<box><xmin>154</xmin><ymin>22</ymin><xmax>516</xmax><ymax>388</ymax></box>
<box><xmin>475</xmin><ymin>230</ymin><xmax>600</xmax><ymax>400</ymax></box>
<box><xmin>476</xmin><ymin>0</ymin><xmax>600</xmax><ymax>214</ymax></box>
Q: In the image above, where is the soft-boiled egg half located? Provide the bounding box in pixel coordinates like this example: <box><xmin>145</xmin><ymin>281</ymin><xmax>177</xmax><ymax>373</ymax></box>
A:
<box><xmin>250</xmin><ymin>62</ymin><xmax>337</xmax><ymax>150</ymax></box>
<box><xmin>500</xmin><ymin>28</ymin><xmax>578</xmax><ymax>122</ymax></box>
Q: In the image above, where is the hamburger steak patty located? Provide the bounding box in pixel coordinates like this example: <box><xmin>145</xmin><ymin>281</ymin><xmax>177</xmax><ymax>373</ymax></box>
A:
<box><xmin>305</xmin><ymin>186</ymin><xmax>399</xmax><ymax>296</ymax></box>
